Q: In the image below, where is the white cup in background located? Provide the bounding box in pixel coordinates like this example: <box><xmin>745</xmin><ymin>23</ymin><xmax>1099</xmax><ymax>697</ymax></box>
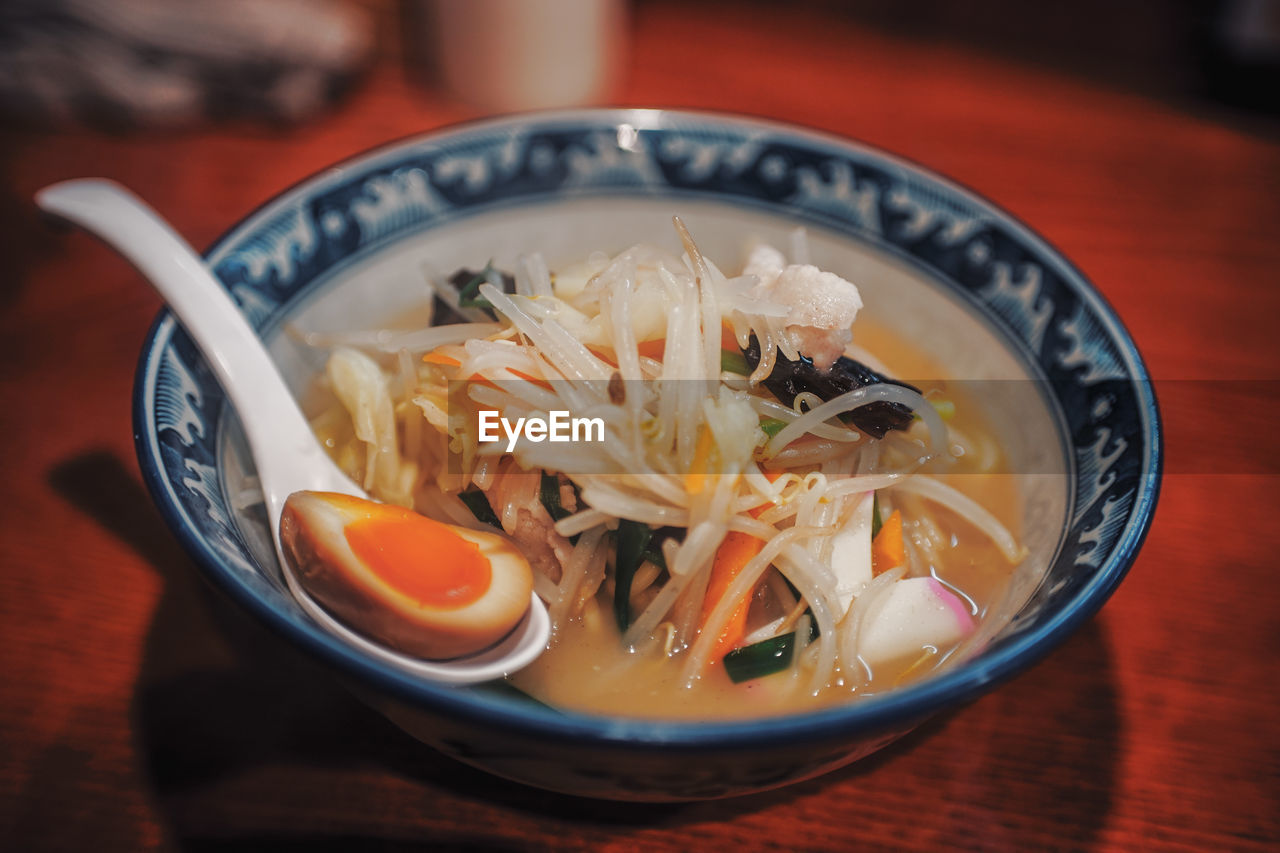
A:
<box><xmin>428</xmin><ymin>0</ymin><xmax>627</xmax><ymax>112</ymax></box>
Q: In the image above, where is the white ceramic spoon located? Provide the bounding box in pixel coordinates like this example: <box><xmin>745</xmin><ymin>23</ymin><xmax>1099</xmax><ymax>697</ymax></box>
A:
<box><xmin>37</xmin><ymin>178</ymin><xmax>550</xmax><ymax>684</ymax></box>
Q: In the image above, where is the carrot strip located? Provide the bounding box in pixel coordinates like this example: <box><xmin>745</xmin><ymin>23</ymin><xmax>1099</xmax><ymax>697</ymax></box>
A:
<box><xmin>423</xmin><ymin>351</ymin><xmax>461</xmax><ymax>366</ymax></box>
<box><xmin>635</xmin><ymin>324</ymin><xmax>738</xmax><ymax>364</ymax></box>
<box><xmin>684</xmin><ymin>426</ymin><xmax>714</xmax><ymax>496</ymax></box>
<box><xmin>872</xmin><ymin>510</ymin><xmax>905</xmax><ymax>575</ymax></box>
<box><xmin>432</xmin><ymin>359</ymin><xmax>546</xmax><ymax>391</ymax></box>
<box><xmin>635</xmin><ymin>338</ymin><xmax>665</xmax><ymax>360</ymax></box>
<box><xmin>585</xmin><ymin>346</ymin><xmax>618</xmax><ymax>368</ymax></box>
<box><xmin>701</xmin><ymin>531</ymin><xmax>764</xmax><ymax>662</ymax></box>
<box><xmin>699</xmin><ymin>470</ymin><xmax>784</xmax><ymax>663</ymax></box>
<box><xmin>508</xmin><ymin>368</ymin><xmax>553</xmax><ymax>391</ymax></box>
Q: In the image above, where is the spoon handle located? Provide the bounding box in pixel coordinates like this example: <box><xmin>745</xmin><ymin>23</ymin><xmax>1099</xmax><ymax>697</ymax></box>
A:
<box><xmin>35</xmin><ymin>179</ymin><xmax>346</xmax><ymax>522</ymax></box>
<box><xmin>38</xmin><ymin>179</ymin><xmax>554</xmax><ymax>683</ymax></box>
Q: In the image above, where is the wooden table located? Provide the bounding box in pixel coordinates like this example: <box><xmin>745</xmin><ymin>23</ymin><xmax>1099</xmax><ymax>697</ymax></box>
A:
<box><xmin>3</xmin><ymin>2</ymin><xmax>1277</xmax><ymax>850</ymax></box>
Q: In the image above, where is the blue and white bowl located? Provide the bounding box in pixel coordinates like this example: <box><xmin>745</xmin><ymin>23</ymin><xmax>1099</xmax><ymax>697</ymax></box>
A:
<box><xmin>134</xmin><ymin>109</ymin><xmax>1160</xmax><ymax>800</ymax></box>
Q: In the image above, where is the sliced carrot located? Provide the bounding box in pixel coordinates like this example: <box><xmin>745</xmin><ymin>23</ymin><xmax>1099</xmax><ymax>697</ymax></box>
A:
<box><xmin>453</xmin><ymin>369</ymin><xmax>549</xmax><ymax>392</ymax></box>
<box><xmin>635</xmin><ymin>338</ymin><xmax>666</xmax><ymax>360</ymax></box>
<box><xmin>423</xmin><ymin>350</ymin><xmax>461</xmax><ymax>367</ymax></box>
<box><xmin>585</xmin><ymin>345</ymin><xmax>619</xmax><ymax>368</ymax></box>
<box><xmin>701</xmin><ymin>530</ymin><xmax>764</xmax><ymax>662</ymax></box>
<box><xmin>635</xmin><ymin>324</ymin><xmax>737</xmax><ymax>363</ymax></box>
<box><xmin>701</xmin><ymin>482</ymin><xmax>777</xmax><ymax>663</ymax></box>
<box><xmin>684</xmin><ymin>426</ymin><xmax>715</xmax><ymax>496</ymax></box>
<box><xmin>465</xmin><ymin>372</ymin><xmax>498</xmax><ymax>389</ymax></box>
<box><xmin>508</xmin><ymin>368</ymin><xmax>553</xmax><ymax>391</ymax></box>
<box><xmin>872</xmin><ymin>509</ymin><xmax>905</xmax><ymax>575</ymax></box>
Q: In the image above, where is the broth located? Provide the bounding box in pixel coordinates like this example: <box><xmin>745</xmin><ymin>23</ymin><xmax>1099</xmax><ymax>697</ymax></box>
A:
<box><xmin>507</xmin><ymin>318</ymin><xmax>1021</xmax><ymax>718</ymax></box>
<box><xmin>303</xmin><ymin>237</ymin><xmax>1028</xmax><ymax>720</ymax></box>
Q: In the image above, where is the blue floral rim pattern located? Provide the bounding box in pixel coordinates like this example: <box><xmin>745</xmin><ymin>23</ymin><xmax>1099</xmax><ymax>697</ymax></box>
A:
<box><xmin>133</xmin><ymin>109</ymin><xmax>1160</xmax><ymax>747</ymax></box>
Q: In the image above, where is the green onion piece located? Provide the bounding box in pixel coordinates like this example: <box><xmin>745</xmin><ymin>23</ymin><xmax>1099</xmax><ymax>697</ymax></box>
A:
<box><xmin>759</xmin><ymin>417</ymin><xmax>788</xmax><ymax>438</ymax></box>
<box><xmin>720</xmin><ymin>349</ymin><xmax>751</xmax><ymax>375</ymax></box>
<box><xmin>723</xmin><ymin>632</ymin><xmax>796</xmax><ymax>683</ymax></box>
<box><xmin>457</xmin><ymin>261</ymin><xmax>500</xmax><ymax>314</ymax></box>
<box><xmin>459</xmin><ymin>489</ymin><xmax>502</xmax><ymax>529</ymax></box>
<box><xmin>539</xmin><ymin>471</ymin><xmax>570</xmax><ymax>521</ymax></box>
<box><xmin>483</xmin><ymin>264</ymin><xmax>505</xmax><ymax>290</ymax></box>
<box><xmin>871</xmin><ymin>491</ymin><xmax>883</xmax><ymax>540</ymax></box>
<box><xmin>641</xmin><ymin>543</ymin><xmax>667</xmax><ymax>572</ymax></box>
<box><xmin>540</xmin><ymin>470</ymin><xmax>580</xmax><ymax>544</ymax></box>
<box><xmin>614</xmin><ymin>519</ymin><xmax>652</xmax><ymax>634</ymax></box>
<box><xmin>456</xmin><ymin>270</ymin><xmax>487</xmax><ymax>307</ymax></box>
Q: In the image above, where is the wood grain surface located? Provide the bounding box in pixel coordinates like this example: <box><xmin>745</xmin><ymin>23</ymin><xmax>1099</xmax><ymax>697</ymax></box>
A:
<box><xmin>2</xmin><ymin>2</ymin><xmax>1277</xmax><ymax>850</ymax></box>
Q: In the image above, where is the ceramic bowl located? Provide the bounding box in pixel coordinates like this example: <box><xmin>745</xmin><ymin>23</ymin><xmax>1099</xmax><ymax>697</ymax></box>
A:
<box><xmin>134</xmin><ymin>109</ymin><xmax>1160</xmax><ymax>800</ymax></box>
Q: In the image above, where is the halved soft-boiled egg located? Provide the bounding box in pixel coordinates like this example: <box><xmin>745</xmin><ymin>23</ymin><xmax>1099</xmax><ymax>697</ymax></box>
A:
<box><xmin>279</xmin><ymin>491</ymin><xmax>534</xmax><ymax>660</ymax></box>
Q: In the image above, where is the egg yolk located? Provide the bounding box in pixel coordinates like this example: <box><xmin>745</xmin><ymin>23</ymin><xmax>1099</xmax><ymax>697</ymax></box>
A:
<box><xmin>343</xmin><ymin>507</ymin><xmax>491</xmax><ymax>609</ymax></box>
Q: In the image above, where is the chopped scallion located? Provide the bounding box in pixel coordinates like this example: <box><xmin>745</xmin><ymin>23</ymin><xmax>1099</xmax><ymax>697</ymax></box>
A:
<box><xmin>759</xmin><ymin>417</ymin><xmax>787</xmax><ymax>438</ymax></box>
<box><xmin>459</xmin><ymin>489</ymin><xmax>502</xmax><ymax>529</ymax></box>
<box><xmin>720</xmin><ymin>349</ymin><xmax>751</xmax><ymax>375</ymax></box>
<box><xmin>723</xmin><ymin>632</ymin><xmax>796</xmax><ymax>683</ymax></box>
<box><xmin>540</xmin><ymin>470</ymin><xmax>580</xmax><ymax>544</ymax></box>
<box><xmin>457</xmin><ymin>261</ymin><xmax>501</xmax><ymax>315</ymax></box>
<box><xmin>614</xmin><ymin>519</ymin><xmax>652</xmax><ymax>634</ymax></box>
<box><xmin>641</xmin><ymin>544</ymin><xmax>667</xmax><ymax>572</ymax></box>
<box><xmin>721</xmin><ymin>614</ymin><xmax>821</xmax><ymax>683</ymax></box>
<box><xmin>539</xmin><ymin>471</ymin><xmax>570</xmax><ymax>521</ymax></box>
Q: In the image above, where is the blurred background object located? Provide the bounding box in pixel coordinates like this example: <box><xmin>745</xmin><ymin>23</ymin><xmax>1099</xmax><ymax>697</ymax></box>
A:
<box><xmin>0</xmin><ymin>0</ymin><xmax>374</xmax><ymax>126</ymax></box>
<box><xmin>422</xmin><ymin>0</ymin><xmax>626</xmax><ymax>111</ymax></box>
<box><xmin>2</xmin><ymin>0</ymin><xmax>1278</xmax><ymax>126</ymax></box>
<box><xmin>1203</xmin><ymin>0</ymin><xmax>1280</xmax><ymax>110</ymax></box>
<box><xmin>808</xmin><ymin>0</ymin><xmax>1280</xmax><ymax>115</ymax></box>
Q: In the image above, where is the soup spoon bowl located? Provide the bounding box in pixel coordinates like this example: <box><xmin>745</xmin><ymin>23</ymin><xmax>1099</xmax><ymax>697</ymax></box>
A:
<box><xmin>35</xmin><ymin>178</ymin><xmax>551</xmax><ymax>686</ymax></box>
